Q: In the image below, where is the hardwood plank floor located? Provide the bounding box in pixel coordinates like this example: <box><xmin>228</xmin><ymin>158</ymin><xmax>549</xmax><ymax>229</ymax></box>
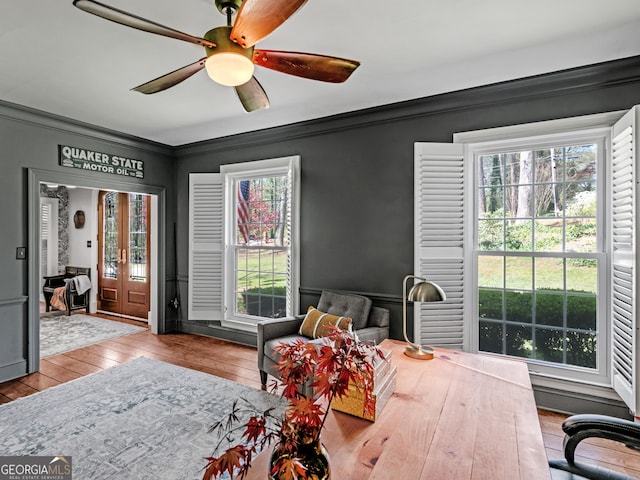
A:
<box><xmin>2</xmin><ymin>313</ymin><xmax>639</xmax><ymax>477</ymax></box>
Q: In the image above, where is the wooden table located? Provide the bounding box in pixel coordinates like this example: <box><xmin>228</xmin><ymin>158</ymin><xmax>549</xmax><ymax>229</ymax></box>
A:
<box><xmin>242</xmin><ymin>339</ymin><xmax>551</xmax><ymax>479</ymax></box>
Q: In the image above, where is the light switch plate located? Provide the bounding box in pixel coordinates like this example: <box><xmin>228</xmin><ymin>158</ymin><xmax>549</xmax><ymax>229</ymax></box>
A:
<box><xmin>16</xmin><ymin>247</ymin><xmax>26</xmax><ymax>259</ymax></box>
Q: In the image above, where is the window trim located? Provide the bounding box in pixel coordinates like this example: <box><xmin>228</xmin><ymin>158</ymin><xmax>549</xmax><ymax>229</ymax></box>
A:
<box><xmin>454</xmin><ymin>111</ymin><xmax>627</xmax><ymax>388</ymax></box>
<box><xmin>220</xmin><ymin>156</ymin><xmax>300</xmax><ymax>332</ymax></box>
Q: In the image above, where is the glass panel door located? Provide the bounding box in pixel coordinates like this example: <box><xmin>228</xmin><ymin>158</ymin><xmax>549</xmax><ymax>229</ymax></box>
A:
<box><xmin>128</xmin><ymin>193</ymin><xmax>148</xmax><ymax>282</ymax></box>
<box><xmin>104</xmin><ymin>191</ymin><xmax>119</xmax><ymax>280</ymax></box>
<box><xmin>98</xmin><ymin>191</ymin><xmax>151</xmax><ymax>319</ymax></box>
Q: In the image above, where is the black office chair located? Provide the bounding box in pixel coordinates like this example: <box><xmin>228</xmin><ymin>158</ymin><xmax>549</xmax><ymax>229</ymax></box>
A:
<box><xmin>549</xmin><ymin>414</ymin><xmax>640</xmax><ymax>480</ymax></box>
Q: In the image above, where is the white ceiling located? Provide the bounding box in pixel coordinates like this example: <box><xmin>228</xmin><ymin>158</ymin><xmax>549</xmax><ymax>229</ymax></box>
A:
<box><xmin>2</xmin><ymin>1</ymin><xmax>639</xmax><ymax>146</ymax></box>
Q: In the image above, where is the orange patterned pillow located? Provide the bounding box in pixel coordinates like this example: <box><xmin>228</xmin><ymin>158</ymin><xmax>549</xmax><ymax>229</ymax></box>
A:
<box><xmin>299</xmin><ymin>306</ymin><xmax>353</xmax><ymax>339</ymax></box>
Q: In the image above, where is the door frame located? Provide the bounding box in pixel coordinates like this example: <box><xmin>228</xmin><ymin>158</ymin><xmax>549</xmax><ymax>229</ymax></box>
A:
<box><xmin>27</xmin><ymin>168</ymin><xmax>166</xmax><ymax>373</ymax></box>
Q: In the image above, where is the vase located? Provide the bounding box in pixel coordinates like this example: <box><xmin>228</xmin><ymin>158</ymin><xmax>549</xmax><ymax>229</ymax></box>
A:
<box><xmin>268</xmin><ymin>436</ymin><xmax>330</xmax><ymax>480</ymax></box>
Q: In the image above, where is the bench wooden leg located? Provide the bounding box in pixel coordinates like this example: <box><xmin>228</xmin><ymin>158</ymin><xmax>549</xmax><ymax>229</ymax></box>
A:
<box><xmin>43</xmin><ymin>292</ymin><xmax>53</xmax><ymax>312</ymax></box>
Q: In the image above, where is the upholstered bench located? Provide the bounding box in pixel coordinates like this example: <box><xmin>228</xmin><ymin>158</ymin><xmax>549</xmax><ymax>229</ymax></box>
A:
<box><xmin>43</xmin><ymin>266</ymin><xmax>91</xmax><ymax>316</ymax></box>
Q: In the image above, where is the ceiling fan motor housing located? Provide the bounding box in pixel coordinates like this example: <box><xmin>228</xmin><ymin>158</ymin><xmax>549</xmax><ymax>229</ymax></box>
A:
<box><xmin>214</xmin><ymin>0</ymin><xmax>244</xmax><ymax>15</ymax></box>
<box><xmin>204</xmin><ymin>26</ymin><xmax>254</xmax><ymax>60</ymax></box>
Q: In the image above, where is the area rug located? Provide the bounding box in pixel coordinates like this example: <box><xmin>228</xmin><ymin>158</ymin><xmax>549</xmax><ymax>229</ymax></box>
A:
<box><xmin>40</xmin><ymin>314</ymin><xmax>146</xmax><ymax>358</ymax></box>
<box><xmin>0</xmin><ymin>357</ymin><xmax>286</xmax><ymax>479</ymax></box>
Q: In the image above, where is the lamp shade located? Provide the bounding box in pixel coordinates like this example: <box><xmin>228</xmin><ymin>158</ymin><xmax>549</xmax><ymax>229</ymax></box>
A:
<box><xmin>408</xmin><ymin>281</ymin><xmax>446</xmax><ymax>303</ymax></box>
<box><xmin>205</xmin><ymin>53</ymin><xmax>255</xmax><ymax>86</ymax></box>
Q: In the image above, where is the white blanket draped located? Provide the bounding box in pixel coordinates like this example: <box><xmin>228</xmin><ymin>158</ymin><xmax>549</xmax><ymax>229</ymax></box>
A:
<box><xmin>73</xmin><ymin>274</ymin><xmax>91</xmax><ymax>295</ymax></box>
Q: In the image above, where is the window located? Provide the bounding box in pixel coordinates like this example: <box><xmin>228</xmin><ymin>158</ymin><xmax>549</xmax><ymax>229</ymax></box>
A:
<box><xmin>225</xmin><ymin>165</ymin><xmax>298</xmax><ymax>327</ymax></box>
<box><xmin>188</xmin><ymin>156</ymin><xmax>300</xmax><ymax>332</ymax></box>
<box><xmin>223</xmin><ymin>156</ymin><xmax>300</xmax><ymax>331</ymax></box>
<box><xmin>476</xmin><ymin>142</ymin><xmax>605</xmax><ymax>373</ymax></box>
<box><xmin>415</xmin><ymin>107</ymin><xmax>639</xmax><ymax>403</ymax></box>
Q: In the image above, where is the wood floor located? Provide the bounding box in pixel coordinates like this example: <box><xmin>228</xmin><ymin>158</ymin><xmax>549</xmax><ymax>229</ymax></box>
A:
<box><xmin>1</xmin><ymin>313</ymin><xmax>639</xmax><ymax>477</ymax></box>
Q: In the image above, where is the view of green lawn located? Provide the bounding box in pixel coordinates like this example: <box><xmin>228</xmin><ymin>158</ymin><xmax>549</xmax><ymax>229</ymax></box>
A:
<box><xmin>479</xmin><ymin>218</ymin><xmax>597</xmax><ymax>294</ymax></box>
<box><xmin>477</xmin><ymin>221</ymin><xmax>598</xmax><ymax>367</ymax></box>
<box><xmin>236</xmin><ymin>248</ymin><xmax>288</xmax><ymax>290</ymax></box>
<box><xmin>235</xmin><ymin>248</ymin><xmax>288</xmax><ymax>318</ymax></box>
<box><xmin>479</xmin><ymin>255</ymin><xmax>597</xmax><ymax>293</ymax></box>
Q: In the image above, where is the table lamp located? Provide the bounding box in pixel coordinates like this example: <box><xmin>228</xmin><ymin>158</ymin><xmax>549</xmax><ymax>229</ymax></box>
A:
<box><xmin>402</xmin><ymin>274</ymin><xmax>446</xmax><ymax>360</ymax></box>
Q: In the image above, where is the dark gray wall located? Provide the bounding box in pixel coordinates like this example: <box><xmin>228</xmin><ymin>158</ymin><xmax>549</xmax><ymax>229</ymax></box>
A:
<box><xmin>172</xmin><ymin>56</ymin><xmax>640</xmax><ymax>415</ymax></box>
<box><xmin>0</xmin><ymin>103</ymin><xmax>176</xmax><ymax>382</ymax></box>
<box><xmin>174</xmin><ymin>56</ymin><xmax>640</xmax><ymax>345</ymax></box>
<box><xmin>2</xmin><ymin>55</ymin><xmax>640</xmax><ymax>414</ymax></box>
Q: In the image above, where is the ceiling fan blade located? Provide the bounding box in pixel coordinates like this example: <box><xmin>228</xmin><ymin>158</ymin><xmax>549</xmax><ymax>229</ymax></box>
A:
<box><xmin>73</xmin><ymin>0</ymin><xmax>216</xmax><ymax>48</ymax></box>
<box><xmin>235</xmin><ymin>77</ymin><xmax>270</xmax><ymax>112</ymax></box>
<box><xmin>253</xmin><ymin>50</ymin><xmax>360</xmax><ymax>83</ymax></box>
<box><xmin>230</xmin><ymin>0</ymin><xmax>307</xmax><ymax>48</ymax></box>
<box><xmin>132</xmin><ymin>58</ymin><xmax>207</xmax><ymax>94</ymax></box>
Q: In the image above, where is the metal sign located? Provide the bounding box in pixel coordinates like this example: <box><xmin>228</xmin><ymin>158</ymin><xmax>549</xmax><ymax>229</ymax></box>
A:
<box><xmin>58</xmin><ymin>145</ymin><xmax>144</xmax><ymax>178</ymax></box>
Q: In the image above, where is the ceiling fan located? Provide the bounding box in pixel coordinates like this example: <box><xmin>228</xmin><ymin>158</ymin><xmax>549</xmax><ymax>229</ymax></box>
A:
<box><xmin>72</xmin><ymin>0</ymin><xmax>360</xmax><ymax>112</ymax></box>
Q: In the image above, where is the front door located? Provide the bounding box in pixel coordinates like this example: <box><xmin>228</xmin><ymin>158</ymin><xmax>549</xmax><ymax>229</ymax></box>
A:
<box><xmin>97</xmin><ymin>191</ymin><xmax>151</xmax><ymax>319</ymax></box>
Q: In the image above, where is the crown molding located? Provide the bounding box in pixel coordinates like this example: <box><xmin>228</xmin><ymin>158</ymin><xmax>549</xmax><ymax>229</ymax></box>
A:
<box><xmin>175</xmin><ymin>55</ymin><xmax>640</xmax><ymax>157</ymax></box>
<box><xmin>0</xmin><ymin>100</ymin><xmax>172</xmax><ymax>155</ymax></box>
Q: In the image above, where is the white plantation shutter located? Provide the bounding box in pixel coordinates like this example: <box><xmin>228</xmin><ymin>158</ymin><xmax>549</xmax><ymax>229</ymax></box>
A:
<box><xmin>414</xmin><ymin>143</ymin><xmax>466</xmax><ymax>350</ymax></box>
<box><xmin>40</xmin><ymin>202</ymin><xmax>49</xmax><ymax>279</ymax></box>
<box><xmin>189</xmin><ymin>173</ymin><xmax>224</xmax><ymax>321</ymax></box>
<box><xmin>611</xmin><ymin>106</ymin><xmax>639</xmax><ymax>414</ymax></box>
<box><xmin>40</xmin><ymin>198</ymin><xmax>58</xmax><ymax>281</ymax></box>
<box><xmin>284</xmin><ymin>160</ymin><xmax>299</xmax><ymax>317</ymax></box>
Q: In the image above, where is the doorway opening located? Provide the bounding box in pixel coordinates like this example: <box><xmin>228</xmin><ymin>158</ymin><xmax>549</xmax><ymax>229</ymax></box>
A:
<box><xmin>28</xmin><ymin>168</ymin><xmax>166</xmax><ymax>374</ymax></box>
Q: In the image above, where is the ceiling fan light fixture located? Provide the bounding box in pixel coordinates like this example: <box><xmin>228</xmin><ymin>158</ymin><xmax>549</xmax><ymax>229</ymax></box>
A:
<box><xmin>74</xmin><ymin>0</ymin><xmax>358</xmax><ymax>111</ymax></box>
<box><xmin>203</xmin><ymin>26</ymin><xmax>255</xmax><ymax>87</ymax></box>
<box><xmin>205</xmin><ymin>53</ymin><xmax>254</xmax><ymax>86</ymax></box>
